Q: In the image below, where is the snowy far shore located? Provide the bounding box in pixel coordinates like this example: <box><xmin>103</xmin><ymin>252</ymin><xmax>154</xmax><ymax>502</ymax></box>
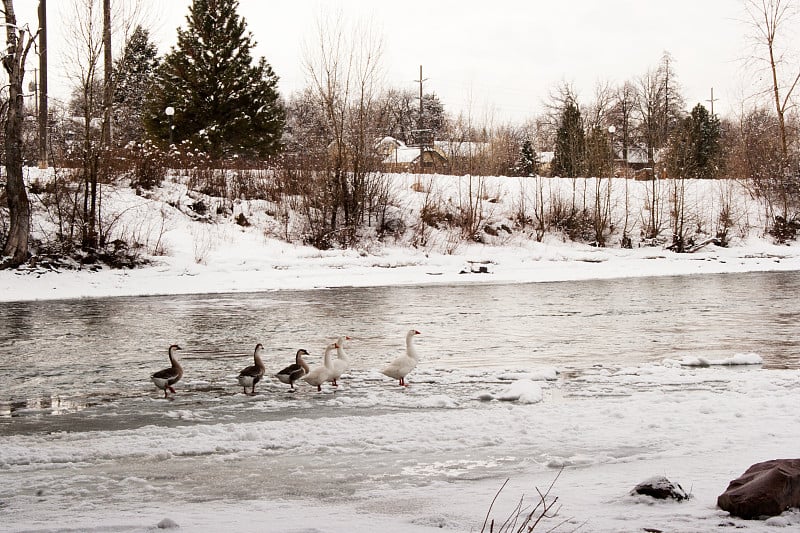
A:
<box><xmin>3</xmin><ymin>169</ymin><xmax>800</xmax><ymax>302</ymax></box>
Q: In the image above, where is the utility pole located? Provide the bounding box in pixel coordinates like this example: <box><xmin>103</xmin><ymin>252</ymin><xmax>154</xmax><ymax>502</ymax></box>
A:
<box><xmin>29</xmin><ymin>68</ymin><xmax>37</xmax><ymax>117</ymax></box>
<box><xmin>414</xmin><ymin>65</ymin><xmax>428</xmax><ymax>173</ymax></box>
<box><xmin>37</xmin><ymin>0</ymin><xmax>47</xmax><ymax>169</ymax></box>
<box><xmin>706</xmin><ymin>87</ymin><xmax>718</xmax><ymax>116</ymax></box>
<box><xmin>102</xmin><ymin>0</ymin><xmax>112</xmax><ymax>146</ymax></box>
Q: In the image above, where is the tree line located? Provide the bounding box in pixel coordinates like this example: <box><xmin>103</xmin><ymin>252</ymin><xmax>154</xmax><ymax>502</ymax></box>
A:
<box><xmin>1</xmin><ymin>0</ymin><xmax>799</xmax><ymax>267</ymax></box>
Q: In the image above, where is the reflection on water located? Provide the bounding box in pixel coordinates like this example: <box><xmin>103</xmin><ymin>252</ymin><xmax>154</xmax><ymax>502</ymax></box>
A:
<box><xmin>0</xmin><ymin>395</ymin><xmax>93</xmax><ymax>418</ymax></box>
<box><xmin>1</xmin><ymin>271</ymin><xmax>799</xmax><ymax>422</ymax></box>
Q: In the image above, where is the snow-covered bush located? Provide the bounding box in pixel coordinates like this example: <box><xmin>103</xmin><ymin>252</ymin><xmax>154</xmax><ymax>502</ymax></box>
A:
<box><xmin>126</xmin><ymin>141</ymin><xmax>168</xmax><ymax>191</ymax></box>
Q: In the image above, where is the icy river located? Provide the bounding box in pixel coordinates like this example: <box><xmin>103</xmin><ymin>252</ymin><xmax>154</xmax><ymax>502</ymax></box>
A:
<box><xmin>1</xmin><ymin>271</ymin><xmax>799</xmax><ymax>532</ymax></box>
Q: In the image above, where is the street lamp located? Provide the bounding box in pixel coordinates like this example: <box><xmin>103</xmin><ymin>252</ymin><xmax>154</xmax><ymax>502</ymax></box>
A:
<box><xmin>607</xmin><ymin>125</ymin><xmax>616</xmax><ymax>177</ymax></box>
<box><xmin>165</xmin><ymin>106</ymin><xmax>175</xmax><ymax>146</ymax></box>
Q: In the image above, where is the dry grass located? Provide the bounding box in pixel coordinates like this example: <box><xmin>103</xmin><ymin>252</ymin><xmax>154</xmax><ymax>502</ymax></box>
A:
<box><xmin>481</xmin><ymin>468</ymin><xmax>583</xmax><ymax>533</ymax></box>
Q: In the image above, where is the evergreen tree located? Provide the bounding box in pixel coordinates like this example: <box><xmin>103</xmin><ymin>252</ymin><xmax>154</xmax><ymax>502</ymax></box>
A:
<box><xmin>113</xmin><ymin>25</ymin><xmax>159</xmax><ymax>147</ymax></box>
<box><xmin>584</xmin><ymin>126</ymin><xmax>610</xmax><ymax>177</ymax></box>
<box><xmin>667</xmin><ymin>104</ymin><xmax>721</xmax><ymax>180</ymax></box>
<box><xmin>516</xmin><ymin>138</ymin><xmax>539</xmax><ymax>176</ymax></box>
<box><xmin>145</xmin><ymin>0</ymin><xmax>284</xmax><ymax>159</ymax></box>
<box><xmin>415</xmin><ymin>92</ymin><xmax>446</xmax><ymax>143</ymax></box>
<box><xmin>687</xmin><ymin>104</ymin><xmax>721</xmax><ymax>179</ymax></box>
<box><xmin>552</xmin><ymin>99</ymin><xmax>585</xmax><ymax>178</ymax></box>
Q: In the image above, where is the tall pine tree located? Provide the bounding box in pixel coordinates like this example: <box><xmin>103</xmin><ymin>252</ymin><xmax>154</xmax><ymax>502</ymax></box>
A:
<box><xmin>113</xmin><ymin>25</ymin><xmax>159</xmax><ymax>147</ymax></box>
<box><xmin>552</xmin><ymin>99</ymin><xmax>585</xmax><ymax>179</ymax></box>
<box><xmin>145</xmin><ymin>0</ymin><xmax>284</xmax><ymax>159</ymax></box>
<box><xmin>686</xmin><ymin>103</ymin><xmax>721</xmax><ymax>180</ymax></box>
<box><xmin>667</xmin><ymin>103</ymin><xmax>721</xmax><ymax>180</ymax></box>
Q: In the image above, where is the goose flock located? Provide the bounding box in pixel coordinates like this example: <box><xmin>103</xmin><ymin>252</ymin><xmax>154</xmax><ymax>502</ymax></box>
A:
<box><xmin>150</xmin><ymin>330</ymin><xmax>421</xmax><ymax>398</ymax></box>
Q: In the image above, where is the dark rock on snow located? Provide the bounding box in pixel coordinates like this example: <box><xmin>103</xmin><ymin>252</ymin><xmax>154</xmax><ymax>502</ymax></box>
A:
<box><xmin>156</xmin><ymin>518</ymin><xmax>179</xmax><ymax>529</ymax></box>
<box><xmin>717</xmin><ymin>459</ymin><xmax>800</xmax><ymax>519</ymax></box>
<box><xmin>631</xmin><ymin>476</ymin><xmax>690</xmax><ymax>501</ymax></box>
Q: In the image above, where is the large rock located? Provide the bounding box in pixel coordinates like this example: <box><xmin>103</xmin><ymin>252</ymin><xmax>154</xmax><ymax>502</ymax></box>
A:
<box><xmin>717</xmin><ymin>459</ymin><xmax>800</xmax><ymax>519</ymax></box>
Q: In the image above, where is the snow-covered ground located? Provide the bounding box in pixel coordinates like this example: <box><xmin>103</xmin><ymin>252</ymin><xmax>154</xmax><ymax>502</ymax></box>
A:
<box><xmin>3</xmin><ymin>169</ymin><xmax>800</xmax><ymax>302</ymax></box>
<box><xmin>2</xmin><ymin>170</ymin><xmax>800</xmax><ymax>532</ymax></box>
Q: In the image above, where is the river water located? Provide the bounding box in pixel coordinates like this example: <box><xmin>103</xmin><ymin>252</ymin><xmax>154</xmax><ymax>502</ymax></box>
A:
<box><xmin>1</xmin><ymin>270</ymin><xmax>797</xmax><ymax>433</ymax></box>
<box><xmin>1</xmin><ymin>271</ymin><xmax>799</xmax><ymax>531</ymax></box>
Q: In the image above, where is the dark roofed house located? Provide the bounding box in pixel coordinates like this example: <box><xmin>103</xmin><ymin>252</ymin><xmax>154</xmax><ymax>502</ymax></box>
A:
<box><xmin>381</xmin><ymin>138</ymin><xmax>447</xmax><ymax>173</ymax></box>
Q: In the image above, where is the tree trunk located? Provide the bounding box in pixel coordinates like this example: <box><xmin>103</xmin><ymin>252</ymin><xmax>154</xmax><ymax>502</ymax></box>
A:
<box><xmin>102</xmin><ymin>0</ymin><xmax>112</xmax><ymax>147</ymax></box>
<box><xmin>38</xmin><ymin>0</ymin><xmax>48</xmax><ymax>169</ymax></box>
<box><xmin>768</xmin><ymin>40</ymin><xmax>788</xmax><ymax>160</ymax></box>
<box><xmin>95</xmin><ymin>0</ymin><xmax>112</xmax><ymax>248</ymax></box>
<box><xmin>3</xmin><ymin>97</ymin><xmax>31</xmax><ymax>266</ymax></box>
<box><xmin>2</xmin><ymin>0</ymin><xmax>34</xmax><ymax>268</ymax></box>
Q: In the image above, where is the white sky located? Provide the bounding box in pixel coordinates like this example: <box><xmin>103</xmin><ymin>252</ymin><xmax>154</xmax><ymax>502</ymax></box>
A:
<box><xmin>12</xmin><ymin>0</ymin><xmax>786</xmax><ymax>123</ymax></box>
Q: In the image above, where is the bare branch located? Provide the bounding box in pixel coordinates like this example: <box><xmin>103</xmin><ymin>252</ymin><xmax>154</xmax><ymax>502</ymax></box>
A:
<box><xmin>481</xmin><ymin>478</ymin><xmax>509</xmax><ymax>533</ymax></box>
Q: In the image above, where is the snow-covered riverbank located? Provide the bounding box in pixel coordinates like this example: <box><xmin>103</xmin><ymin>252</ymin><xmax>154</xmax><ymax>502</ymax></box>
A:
<box><xmin>4</xmin><ymin>170</ymin><xmax>800</xmax><ymax>302</ymax></box>
<box><xmin>3</xmin><ymin>231</ymin><xmax>800</xmax><ymax>302</ymax></box>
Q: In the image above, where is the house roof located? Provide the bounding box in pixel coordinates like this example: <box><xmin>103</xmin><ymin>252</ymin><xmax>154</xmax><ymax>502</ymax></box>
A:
<box><xmin>375</xmin><ymin>136</ymin><xmax>403</xmax><ymax>150</ymax></box>
<box><xmin>619</xmin><ymin>147</ymin><xmax>662</xmax><ymax>164</ymax></box>
<box><xmin>539</xmin><ymin>151</ymin><xmax>554</xmax><ymax>164</ymax></box>
<box><xmin>383</xmin><ymin>146</ymin><xmax>429</xmax><ymax>164</ymax></box>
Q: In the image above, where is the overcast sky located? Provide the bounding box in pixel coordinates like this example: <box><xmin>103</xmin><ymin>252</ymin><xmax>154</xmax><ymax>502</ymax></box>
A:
<box><xmin>13</xmin><ymin>0</ymin><xmax>791</xmax><ymax>123</ymax></box>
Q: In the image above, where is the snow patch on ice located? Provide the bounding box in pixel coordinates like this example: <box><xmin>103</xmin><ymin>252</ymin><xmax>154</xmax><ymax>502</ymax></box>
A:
<box><xmin>668</xmin><ymin>352</ymin><xmax>764</xmax><ymax>367</ymax></box>
<box><xmin>415</xmin><ymin>394</ymin><xmax>459</xmax><ymax>409</ymax></box>
<box><xmin>498</xmin><ymin>367</ymin><xmax>558</xmax><ymax>381</ymax></box>
<box><xmin>493</xmin><ymin>379</ymin><xmax>544</xmax><ymax>404</ymax></box>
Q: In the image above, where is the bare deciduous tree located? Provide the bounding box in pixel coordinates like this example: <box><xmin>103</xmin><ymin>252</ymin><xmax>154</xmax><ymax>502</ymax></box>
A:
<box><xmin>301</xmin><ymin>9</ymin><xmax>393</xmax><ymax>246</ymax></box>
<box><xmin>1</xmin><ymin>0</ymin><xmax>38</xmax><ymax>268</ymax></box>
<box><xmin>63</xmin><ymin>0</ymin><xmax>143</xmax><ymax>250</ymax></box>
<box><xmin>610</xmin><ymin>81</ymin><xmax>639</xmax><ymax>170</ymax></box>
<box><xmin>611</xmin><ymin>81</ymin><xmax>639</xmax><ymax>246</ymax></box>
<box><xmin>486</xmin><ymin>123</ymin><xmax>525</xmax><ymax>176</ymax></box>
<box><xmin>744</xmin><ymin>0</ymin><xmax>800</xmax><ymax>159</ymax></box>
<box><xmin>584</xmin><ymin>80</ymin><xmax>615</xmax><ymax>132</ymax></box>
<box><xmin>636</xmin><ymin>68</ymin><xmax>670</xmax><ymax>241</ymax></box>
<box><xmin>636</xmin><ymin>68</ymin><xmax>663</xmax><ymax>168</ymax></box>
<box><xmin>730</xmin><ymin>106</ymin><xmax>795</xmax><ymax>237</ymax></box>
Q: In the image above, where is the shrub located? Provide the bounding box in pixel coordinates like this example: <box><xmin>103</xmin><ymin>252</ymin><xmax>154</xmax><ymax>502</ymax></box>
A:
<box><xmin>769</xmin><ymin>215</ymin><xmax>800</xmax><ymax>243</ymax></box>
<box><xmin>127</xmin><ymin>141</ymin><xmax>168</xmax><ymax>190</ymax></box>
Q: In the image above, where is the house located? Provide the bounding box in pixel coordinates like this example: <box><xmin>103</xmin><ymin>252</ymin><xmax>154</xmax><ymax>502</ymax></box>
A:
<box><xmin>538</xmin><ymin>151</ymin><xmax>554</xmax><ymax>174</ymax></box>
<box><xmin>381</xmin><ymin>138</ymin><xmax>447</xmax><ymax>172</ymax></box>
<box><xmin>374</xmin><ymin>136</ymin><xmax>403</xmax><ymax>157</ymax></box>
<box><xmin>613</xmin><ymin>146</ymin><xmax>664</xmax><ymax>180</ymax></box>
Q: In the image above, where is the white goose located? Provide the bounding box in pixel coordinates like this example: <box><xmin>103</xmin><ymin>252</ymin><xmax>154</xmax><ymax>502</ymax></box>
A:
<box><xmin>151</xmin><ymin>344</ymin><xmax>183</xmax><ymax>398</ymax></box>
<box><xmin>275</xmin><ymin>349</ymin><xmax>310</xmax><ymax>390</ymax></box>
<box><xmin>328</xmin><ymin>335</ymin><xmax>352</xmax><ymax>387</ymax></box>
<box><xmin>237</xmin><ymin>343</ymin><xmax>266</xmax><ymax>394</ymax></box>
<box><xmin>303</xmin><ymin>343</ymin><xmax>336</xmax><ymax>392</ymax></box>
<box><xmin>381</xmin><ymin>329</ymin><xmax>421</xmax><ymax>386</ymax></box>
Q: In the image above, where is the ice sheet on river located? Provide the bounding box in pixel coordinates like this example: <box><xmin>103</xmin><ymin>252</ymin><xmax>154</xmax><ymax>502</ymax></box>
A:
<box><xmin>2</xmin><ymin>359</ymin><xmax>799</xmax><ymax>533</ymax></box>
